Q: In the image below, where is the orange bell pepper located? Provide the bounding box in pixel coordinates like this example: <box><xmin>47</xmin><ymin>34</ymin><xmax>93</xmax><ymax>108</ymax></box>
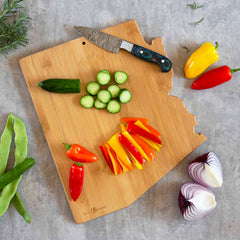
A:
<box><xmin>138</xmin><ymin>136</ymin><xmax>161</xmax><ymax>151</ymax></box>
<box><xmin>131</xmin><ymin>134</ymin><xmax>155</xmax><ymax>161</ymax></box>
<box><xmin>121</xmin><ymin>117</ymin><xmax>149</xmax><ymax>125</ymax></box>
<box><xmin>144</xmin><ymin>124</ymin><xmax>161</xmax><ymax>138</ymax></box>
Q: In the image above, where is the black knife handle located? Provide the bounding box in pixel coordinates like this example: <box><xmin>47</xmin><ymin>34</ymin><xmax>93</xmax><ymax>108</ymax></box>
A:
<box><xmin>131</xmin><ymin>44</ymin><xmax>172</xmax><ymax>72</ymax></box>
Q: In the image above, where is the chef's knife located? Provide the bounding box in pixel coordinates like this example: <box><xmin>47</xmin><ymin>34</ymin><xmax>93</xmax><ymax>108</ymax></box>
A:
<box><xmin>74</xmin><ymin>26</ymin><xmax>172</xmax><ymax>72</ymax></box>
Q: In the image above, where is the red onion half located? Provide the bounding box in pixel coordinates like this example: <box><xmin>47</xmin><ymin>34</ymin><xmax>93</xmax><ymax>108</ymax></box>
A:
<box><xmin>178</xmin><ymin>183</ymin><xmax>217</xmax><ymax>221</ymax></box>
<box><xmin>188</xmin><ymin>152</ymin><xmax>223</xmax><ymax>188</ymax></box>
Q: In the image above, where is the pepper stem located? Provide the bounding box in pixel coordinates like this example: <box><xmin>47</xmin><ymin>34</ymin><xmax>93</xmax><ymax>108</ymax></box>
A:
<box><xmin>230</xmin><ymin>68</ymin><xmax>240</xmax><ymax>74</ymax></box>
<box><xmin>35</xmin><ymin>84</ymin><xmax>40</xmax><ymax>87</ymax></box>
<box><xmin>215</xmin><ymin>42</ymin><xmax>219</xmax><ymax>50</ymax></box>
<box><xmin>74</xmin><ymin>162</ymin><xmax>82</xmax><ymax>167</ymax></box>
<box><xmin>62</xmin><ymin>143</ymin><xmax>72</xmax><ymax>150</ymax></box>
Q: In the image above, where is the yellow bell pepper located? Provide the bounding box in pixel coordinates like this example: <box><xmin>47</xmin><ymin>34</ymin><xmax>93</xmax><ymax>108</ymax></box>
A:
<box><xmin>184</xmin><ymin>42</ymin><xmax>219</xmax><ymax>79</ymax></box>
<box><xmin>108</xmin><ymin>133</ymin><xmax>134</xmax><ymax>171</ymax></box>
<box><xmin>134</xmin><ymin>120</ymin><xmax>162</xmax><ymax>151</ymax></box>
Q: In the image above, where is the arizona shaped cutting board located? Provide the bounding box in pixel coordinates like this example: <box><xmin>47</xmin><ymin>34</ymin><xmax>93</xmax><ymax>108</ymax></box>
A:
<box><xmin>19</xmin><ymin>20</ymin><xmax>206</xmax><ymax>223</ymax></box>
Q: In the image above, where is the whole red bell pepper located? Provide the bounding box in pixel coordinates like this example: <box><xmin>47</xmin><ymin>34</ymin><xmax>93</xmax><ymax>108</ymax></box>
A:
<box><xmin>63</xmin><ymin>143</ymin><xmax>98</xmax><ymax>163</ymax></box>
<box><xmin>118</xmin><ymin>133</ymin><xmax>144</xmax><ymax>164</ymax></box>
<box><xmin>69</xmin><ymin>163</ymin><xmax>84</xmax><ymax>201</ymax></box>
<box><xmin>191</xmin><ymin>65</ymin><xmax>240</xmax><ymax>90</ymax></box>
<box><xmin>126</xmin><ymin>122</ymin><xmax>162</xmax><ymax>145</ymax></box>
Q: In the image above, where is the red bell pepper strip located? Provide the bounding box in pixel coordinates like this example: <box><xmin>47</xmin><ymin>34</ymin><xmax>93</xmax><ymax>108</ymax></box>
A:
<box><xmin>69</xmin><ymin>163</ymin><xmax>84</xmax><ymax>201</ymax></box>
<box><xmin>118</xmin><ymin>133</ymin><xmax>144</xmax><ymax>164</ymax></box>
<box><xmin>130</xmin><ymin>134</ymin><xmax>155</xmax><ymax>161</ymax></box>
<box><xmin>121</xmin><ymin>117</ymin><xmax>149</xmax><ymax>125</ymax></box>
<box><xmin>63</xmin><ymin>143</ymin><xmax>98</xmax><ymax>163</ymax></box>
<box><xmin>100</xmin><ymin>145</ymin><xmax>114</xmax><ymax>174</ymax></box>
<box><xmin>144</xmin><ymin>124</ymin><xmax>161</xmax><ymax>138</ymax></box>
<box><xmin>105</xmin><ymin>143</ymin><xmax>123</xmax><ymax>175</ymax></box>
<box><xmin>126</xmin><ymin>122</ymin><xmax>162</xmax><ymax>145</ymax></box>
<box><xmin>191</xmin><ymin>65</ymin><xmax>240</xmax><ymax>90</ymax></box>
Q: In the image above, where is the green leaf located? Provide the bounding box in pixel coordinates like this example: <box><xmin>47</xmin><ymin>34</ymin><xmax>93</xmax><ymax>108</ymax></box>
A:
<box><xmin>187</xmin><ymin>2</ymin><xmax>204</xmax><ymax>10</ymax></box>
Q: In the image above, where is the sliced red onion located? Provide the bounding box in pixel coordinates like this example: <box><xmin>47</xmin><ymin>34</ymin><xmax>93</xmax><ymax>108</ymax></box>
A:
<box><xmin>188</xmin><ymin>152</ymin><xmax>223</xmax><ymax>188</ymax></box>
<box><xmin>178</xmin><ymin>183</ymin><xmax>217</xmax><ymax>221</ymax></box>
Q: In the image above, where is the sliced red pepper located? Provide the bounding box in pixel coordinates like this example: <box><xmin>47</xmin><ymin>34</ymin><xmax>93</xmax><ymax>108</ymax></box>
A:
<box><xmin>100</xmin><ymin>145</ymin><xmax>114</xmax><ymax>173</ymax></box>
<box><xmin>144</xmin><ymin>124</ymin><xmax>161</xmax><ymax>138</ymax></box>
<box><xmin>121</xmin><ymin>117</ymin><xmax>149</xmax><ymax>125</ymax></box>
<box><xmin>118</xmin><ymin>133</ymin><xmax>144</xmax><ymax>164</ymax></box>
<box><xmin>69</xmin><ymin>162</ymin><xmax>84</xmax><ymax>201</ymax></box>
<box><xmin>131</xmin><ymin>134</ymin><xmax>155</xmax><ymax>161</ymax></box>
<box><xmin>105</xmin><ymin>143</ymin><xmax>123</xmax><ymax>175</ymax></box>
<box><xmin>126</xmin><ymin>122</ymin><xmax>162</xmax><ymax>145</ymax></box>
<box><xmin>63</xmin><ymin>143</ymin><xmax>98</xmax><ymax>163</ymax></box>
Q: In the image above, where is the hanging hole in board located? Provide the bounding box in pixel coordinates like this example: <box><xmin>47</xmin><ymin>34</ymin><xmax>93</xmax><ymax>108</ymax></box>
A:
<box><xmin>82</xmin><ymin>42</ymin><xmax>86</xmax><ymax>45</ymax></box>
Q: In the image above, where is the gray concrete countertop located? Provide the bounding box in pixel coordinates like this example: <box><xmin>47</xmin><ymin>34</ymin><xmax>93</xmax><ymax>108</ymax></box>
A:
<box><xmin>0</xmin><ymin>0</ymin><xmax>239</xmax><ymax>239</ymax></box>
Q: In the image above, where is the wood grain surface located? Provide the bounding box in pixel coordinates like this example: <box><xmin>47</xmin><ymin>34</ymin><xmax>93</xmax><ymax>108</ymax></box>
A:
<box><xmin>19</xmin><ymin>20</ymin><xmax>206</xmax><ymax>224</ymax></box>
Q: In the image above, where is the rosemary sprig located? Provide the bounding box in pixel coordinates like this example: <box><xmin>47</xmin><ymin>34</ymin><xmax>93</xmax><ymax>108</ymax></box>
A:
<box><xmin>187</xmin><ymin>2</ymin><xmax>204</xmax><ymax>10</ymax></box>
<box><xmin>192</xmin><ymin>17</ymin><xmax>204</xmax><ymax>26</ymax></box>
<box><xmin>0</xmin><ymin>0</ymin><xmax>31</xmax><ymax>56</ymax></box>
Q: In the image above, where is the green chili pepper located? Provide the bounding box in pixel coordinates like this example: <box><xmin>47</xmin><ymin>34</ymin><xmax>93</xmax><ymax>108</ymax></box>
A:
<box><xmin>0</xmin><ymin>114</ymin><xmax>31</xmax><ymax>223</ymax></box>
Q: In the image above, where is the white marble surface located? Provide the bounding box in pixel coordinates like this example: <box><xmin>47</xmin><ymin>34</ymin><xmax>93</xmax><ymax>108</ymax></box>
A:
<box><xmin>0</xmin><ymin>0</ymin><xmax>239</xmax><ymax>239</ymax></box>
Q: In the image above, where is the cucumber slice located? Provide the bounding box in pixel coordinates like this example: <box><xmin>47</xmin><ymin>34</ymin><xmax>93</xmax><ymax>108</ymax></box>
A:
<box><xmin>118</xmin><ymin>89</ymin><xmax>132</xmax><ymax>104</ymax></box>
<box><xmin>107</xmin><ymin>100</ymin><xmax>121</xmax><ymax>114</ymax></box>
<box><xmin>114</xmin><ymin>71</ymin><xmax>128</xmax><ymax>84</ymax></box>
<box><xmin>97</xmin><ymin>70</ymin><xmax>111</xmax><ymax>85</ymax></box>
<box><xmin>107</xmin><ymin>84</ymin><xmax>121</xmax><ymax>98</ymax></box>
<box><xmin>97</xmin><ymin>90</ymin><xmax>112</xmax><ymax>104</ymax></box>
<box><xmin>86</xmin><ymin>81</ymin><xmax>101</xmax><ymax>95</ymax></box>
<box><xmin>94</xmin><ymin>99</ymin><xmax>107</xmax><ymax>109</ymax></box>
<box><xmin>80</xmin><ymin>95</ymin><xmax>94</xmax><ymax>108</ymax></box>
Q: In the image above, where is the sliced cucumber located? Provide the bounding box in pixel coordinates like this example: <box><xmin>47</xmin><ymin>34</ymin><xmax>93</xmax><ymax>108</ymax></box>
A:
<box><xmin>107</xmin><ymin>100</ymin><xmax>121</xmax><ymax>114</ymax></box>
<box><xmin>97</xmin><ymin>70</ymin><xmax>111</xmax><ymax>85</ymax></box>
<box><xmin>80</xmin><ymin>95</ymin><xmax>94</xmax><ymax>108</ymax></box>
<box><xmin>107</xmin><ymin>84</ymin><xmax>121</xmax><ymax>98</ymax></box>
<box><xmin>97</xmin><ymin>90</ymin><xmax>112</xmax><ymax>104</ymax></box>
<box><xmin>118</xmin><ymin>89</ymin><xmax>132</xmax><ymax>104</ymax></box>
<box><xmin>94</xmin><ymin>99</ymin><xmax>107</xmax><ymax>109</ymax></box>
<box><xmin>86</xmin><ymin>81</ymin><xmax>101</xmax><ymax>95</ymax></box>
<box><xmin>114</xmin><ymin>71</ymin><xmax>128</xmax><ymax>85</ymax></box>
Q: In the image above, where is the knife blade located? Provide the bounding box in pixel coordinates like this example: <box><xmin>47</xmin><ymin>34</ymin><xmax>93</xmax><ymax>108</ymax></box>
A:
<box><xmin>74</xmin><ymin>26</ymin><xmax>172</xmax><ymax>72</ymax></box>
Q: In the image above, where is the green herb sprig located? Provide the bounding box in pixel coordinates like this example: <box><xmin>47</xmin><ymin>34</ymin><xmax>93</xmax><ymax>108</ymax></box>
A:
<box><xmin>0</xmin><ymin>0</ymin><xmax>31</xmax><ymax>56</ymax></box>
<box><xmin>192</xmin><ymin>17</ymin><xmax>204</xmax><ymax>25</ymax></box>
<box><xmin>187</xmin><ymin>2</ymin><xmax>204</xmax><ymax>10</ymax></box>
<box><xmin>182</xmin><ymin>46</ymin><xmax>190</xmax><ymax>53</ymax></box>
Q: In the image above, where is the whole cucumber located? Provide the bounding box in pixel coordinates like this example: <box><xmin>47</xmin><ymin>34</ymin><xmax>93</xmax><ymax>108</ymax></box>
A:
<box><xmin>0</xmin><ymin>158</ymin><xmax>35</xmax><ymax>190</ymax></box>
<box><xmin>36</xmin><ymin>79</ymin><xmax>81</xmax><ymax>93</ymax></box>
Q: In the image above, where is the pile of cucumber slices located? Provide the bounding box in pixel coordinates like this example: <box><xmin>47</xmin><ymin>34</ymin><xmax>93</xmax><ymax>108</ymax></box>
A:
<box><xmin>80</xmin><ymin>70</ymin><xmax>132</xmax><ymax>114</ymax></box>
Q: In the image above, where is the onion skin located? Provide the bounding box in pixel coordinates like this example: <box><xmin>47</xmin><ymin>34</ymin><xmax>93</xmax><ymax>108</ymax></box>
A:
<box><xmin>178</xmin><ymin>183</ymin><xmax>217</xmax><ymax>221</ymax></box>
<box><xmin>188</xmin><ymin>152</ymin><xmax>223</xmax><ymax>188</ymax></box>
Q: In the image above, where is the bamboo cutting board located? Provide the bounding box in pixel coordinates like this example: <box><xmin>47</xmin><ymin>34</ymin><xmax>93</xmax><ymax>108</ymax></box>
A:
<box><xmin>19</xmin><ymin>20</ymin><xmax>206</xmax><ymax>224</ymax></box>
